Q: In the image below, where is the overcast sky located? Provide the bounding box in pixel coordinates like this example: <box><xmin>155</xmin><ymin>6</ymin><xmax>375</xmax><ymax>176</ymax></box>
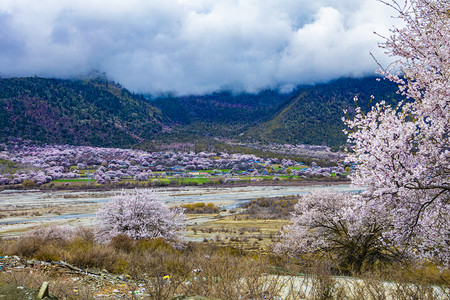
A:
<box><xmin>0</xmin><ymin>0</ymin><xmax>397</xmax><ymax>95</ymax></box>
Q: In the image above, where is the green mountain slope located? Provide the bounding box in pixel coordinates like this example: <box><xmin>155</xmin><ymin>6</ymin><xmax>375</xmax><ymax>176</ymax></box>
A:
<box><xmin>150</xmin><ymin>90</ymin><xmax>288</xmax><ymax>137</ymax></box>
<box><xmin>0</xmin><ymin>76</ymin><xmax>401</xmax><ymax>148</ymax></box>
<box><xmin>0</xmin><ymin>77</ymin><xmax>163</xmax><ymax>146</ymax></box>
<box><xmin>244</xmin><ymin>77</ymin><xmax>402</xmax><ymax>147</ymax></box>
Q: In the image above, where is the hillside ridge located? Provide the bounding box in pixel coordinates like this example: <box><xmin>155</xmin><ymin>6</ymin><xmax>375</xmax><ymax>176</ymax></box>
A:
<box><xmin>0</xmin><ymin>77</ymin><xmax>164</xmax><ymax>147</ymax></box>
<box><xmin>0</xmin><ymin>76</ymin><xmax>402</xmax><ymax>148</ymax></box>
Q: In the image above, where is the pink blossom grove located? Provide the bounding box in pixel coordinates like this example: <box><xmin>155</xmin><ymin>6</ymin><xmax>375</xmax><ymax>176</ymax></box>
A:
<box><xmin>95</xmin><ymin>189</ymin><xmax>185</xmax><ymax>243</ymax></box>
<box><xmin>344</xmin><ymin>0</ymin><xmax>449</xmax><ymax>265</ymax></box>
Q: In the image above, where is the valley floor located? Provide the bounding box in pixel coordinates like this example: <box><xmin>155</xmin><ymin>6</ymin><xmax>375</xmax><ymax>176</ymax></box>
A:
<box><xmin>0</xmin><ymin>183</ymin><xmax>359</xmax><ymax>239</ymax></box>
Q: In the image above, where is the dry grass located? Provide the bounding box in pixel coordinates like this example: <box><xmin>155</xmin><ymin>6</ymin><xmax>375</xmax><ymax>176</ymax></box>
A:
<box><xmin>0</xmin><ymin>226</ymin><xmax>449</xmax><ymax>299</ymax></box>
<box><xmin>187</xmin><ymin>217</ymin><xmax>289</xmax><ymax>254</ymax></box>
<box><xmin>0</xmin><ymin>268</ymin><xmax>95</xmax><ymax>299</ymax></box>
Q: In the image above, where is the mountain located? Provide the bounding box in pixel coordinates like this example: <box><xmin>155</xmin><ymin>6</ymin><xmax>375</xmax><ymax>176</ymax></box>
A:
<box><xmin>150</xmin><ymin>90</ymin><xmax>289</xmax><ymax>137</ymax></box>
<box><xmin>0</xmin><ymin>76</ymin><xmax>402</xmax><ymax>149</ymax></box>
<box><xmin>151</xmin><ymin>77</ymin><xmax>402</xmax><ymax>147</ymax></box>
<box><xmin>244</xmin><ymin>77</ymin><xmax>402</xmax><ymax>147</ymax></box>
<box><xmin>0</xmin><ymin>77</ymin><xmax>164</xmax><ymax>147</ymax></box>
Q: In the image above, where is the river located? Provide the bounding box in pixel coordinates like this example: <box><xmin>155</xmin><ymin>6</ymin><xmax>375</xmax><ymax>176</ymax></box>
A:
<box><xmin>0</xmin><ymin>184</ymin><xmax>363</xmax><ymax>237</ymax></box>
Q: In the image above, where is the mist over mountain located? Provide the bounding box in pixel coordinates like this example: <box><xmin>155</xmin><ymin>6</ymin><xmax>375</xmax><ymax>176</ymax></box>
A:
<box><xmin>0</xmin><ymin>0</ymin><xmax>395</xmax><ymax>95</ymax></box>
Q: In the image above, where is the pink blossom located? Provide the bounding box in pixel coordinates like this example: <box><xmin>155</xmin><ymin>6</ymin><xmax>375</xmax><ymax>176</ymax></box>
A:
<box><xmin>345</xmin><ymin>0</ymin><xmax>449</xmax><ymax>265</ymax></box>
<box><xmin>95</xmin><ymin>189</ymin><xmax>185</xmax><ymax>243</ymax></box>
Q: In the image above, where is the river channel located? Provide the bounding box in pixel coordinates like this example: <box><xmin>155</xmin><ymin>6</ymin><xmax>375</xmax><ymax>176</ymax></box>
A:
<box><xmin>0</xmin><ymin>184</ymin><xmax>362</xmax><ymax>237</ymax></box>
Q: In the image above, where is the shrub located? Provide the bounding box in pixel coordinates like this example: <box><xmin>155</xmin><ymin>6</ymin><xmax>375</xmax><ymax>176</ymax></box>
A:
<box><xmin>65</xmin><ymin>238</ymin><xmax>120</xmax><ymax>271</ymax></box>
<box><xmin>178</xmin><ymin>202</ymin><xmax>220</xmax><ymax>214</ymax></box>
<box><xmin>21</xmin><ymin>179</ymin><xmax>35</xmax><ymax>187</ymax></box>
<box><xmin>239</xmin><ymin>196</ymin><xmax>297</xmax><ymax>219</ymax></box>
<box><xmin>109</xmin><ymin>233</ymin><xmax>135</xmax><ymax>253</ymax></box>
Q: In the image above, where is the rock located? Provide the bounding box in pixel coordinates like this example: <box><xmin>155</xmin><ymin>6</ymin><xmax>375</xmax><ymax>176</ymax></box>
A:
<box><xmin>37</xmin><ymin>282</ymin><xmax>49</xmax><ymax>299</ymax></box>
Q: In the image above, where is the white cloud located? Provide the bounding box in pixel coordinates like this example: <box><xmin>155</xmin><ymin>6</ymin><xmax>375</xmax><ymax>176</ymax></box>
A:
<box><xmin>0</xmin><ymin>0</ymin><xmax>397</xmax><ymax>95</ymax></box>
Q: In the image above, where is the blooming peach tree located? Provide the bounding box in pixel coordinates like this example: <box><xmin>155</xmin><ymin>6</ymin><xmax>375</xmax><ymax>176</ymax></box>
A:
<box><xmin>345</xmin><ymin>0</ymin><xmax>449</xmax><ymax>264</ymax></box>
<box><xmin>95</xmin><ymin>189</ymin><xmax>185</xmax><ymax>243</ymax></box>
<box><xmin>277</xmin><ymin>190</ymin><xmax>400</xmax><ymax>274</ymax></box>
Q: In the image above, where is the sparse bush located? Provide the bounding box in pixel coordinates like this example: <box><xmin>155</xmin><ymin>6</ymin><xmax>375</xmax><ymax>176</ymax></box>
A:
<box><xmin>0</xmin><ymin>228</ymin><xmax>448</xmax><ymax>299</ymax></box>
<box><xmin>65</xmin><ymin>237</ymin><xmax>120</xmax><ymax>271</ymax></box>
<box><xmin>28</xmin><ymin>224</ymin><xmax>77</xmax><ymax>241</ymax></box>
<box><xmin>178</xmin><ymin>202</ymin><xmax>220</xmax><ymax>214</ymax></box>
<box><xmin>21</xmin><ymin>179</ymin><xmax>35</xmax><ymax>187</ymax></box>
<box><xmin>109</xmin><ymin>233</ymin><xmax>135</xmax><ymax>253</ymax></box>
<box><xmin>6</xmin><ymin>236</ymin><xmax>46</xmax><ymax>258</ymax></box>
<box><xmin>240</xmin><ymin>195</ymin><xmax>297</xmax><ymax>219</ymax></box>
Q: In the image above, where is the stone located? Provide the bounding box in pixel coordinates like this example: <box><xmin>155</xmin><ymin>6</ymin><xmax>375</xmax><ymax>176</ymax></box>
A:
<box><xmin>37</xmin><ymin>282</ymin><xmax>49</xmax><ymax>299</ymax></box>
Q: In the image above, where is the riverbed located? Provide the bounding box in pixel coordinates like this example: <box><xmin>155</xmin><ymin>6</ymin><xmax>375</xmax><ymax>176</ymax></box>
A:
<box><xmin>0</xmin><ymin>184</ymin><xmax>362</xmax><ymax>237</ymax></box>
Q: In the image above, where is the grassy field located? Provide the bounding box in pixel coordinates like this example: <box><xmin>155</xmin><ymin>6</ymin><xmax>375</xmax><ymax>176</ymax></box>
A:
<box><xmin>48</xmin><ymin>173</ymin><xmax>346</xmax><ymax>187</ymax></box>
<box><xmin>187</xmin><ymin>216</ymin><xmax>289</xmax><ymax>254</ymax></box>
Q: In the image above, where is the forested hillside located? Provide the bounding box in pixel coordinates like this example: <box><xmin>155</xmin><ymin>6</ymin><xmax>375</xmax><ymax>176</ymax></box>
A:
<box><xmin>0</xmin><ymin>77</ymin><xmax>401</xmax><ymax>148</ymax></box>
<box><xmin>151</xmin><ymin>90</ymin><xmax>288</xmax><ymax>137</ymax></box>
<box><xmin>244</xmin><ymin>77</ymin><xmax>402</xmax><ymax>147</ymax></box>
<box><xmin>151</xmin><ymin>77</ymin><xmax>402</xmax><ymax>147</ymax></box>
<box><xmin>0</xmin><ymin>77</ymin><xmax>164</xmax><ymax>146</ymax></box>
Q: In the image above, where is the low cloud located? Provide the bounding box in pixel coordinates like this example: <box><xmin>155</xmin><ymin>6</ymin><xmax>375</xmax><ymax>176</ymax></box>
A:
<box><xmin>0</xmin><ymin>0</ymin><xmax>396</xmax><ymax>95</ymax></box>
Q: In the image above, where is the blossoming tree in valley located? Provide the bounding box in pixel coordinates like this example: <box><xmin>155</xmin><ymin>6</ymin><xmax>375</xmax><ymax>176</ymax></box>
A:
<box><xmin>345</xmin><ymin>0</ymin><xmax>449</xmax><ymax>264</ymax></box>
<box><xmin>95</xmin><ymin>189</ymin><xmax>185</xmax><ymax>243</ymax></box>
<box><xmin>277</xmin><ymin>190</ymin><xmax>400</xmax><ymax>274</ymax></box>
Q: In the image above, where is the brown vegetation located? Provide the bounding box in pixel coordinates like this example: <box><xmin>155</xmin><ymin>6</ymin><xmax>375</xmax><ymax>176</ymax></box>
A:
<box><xmin>178</xmin><ymin>203</ymin><xmax>221</xmax><ymax>214</ymax></box>
<box><xmin>0</xmin><ymin>226</ymin><xmax>449</xmax><ymax>299</ymax></box>
<box><xmin>239</xmin><ymin>195</ymin><xmax>298</xmax><ymax>219</ymax></box>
